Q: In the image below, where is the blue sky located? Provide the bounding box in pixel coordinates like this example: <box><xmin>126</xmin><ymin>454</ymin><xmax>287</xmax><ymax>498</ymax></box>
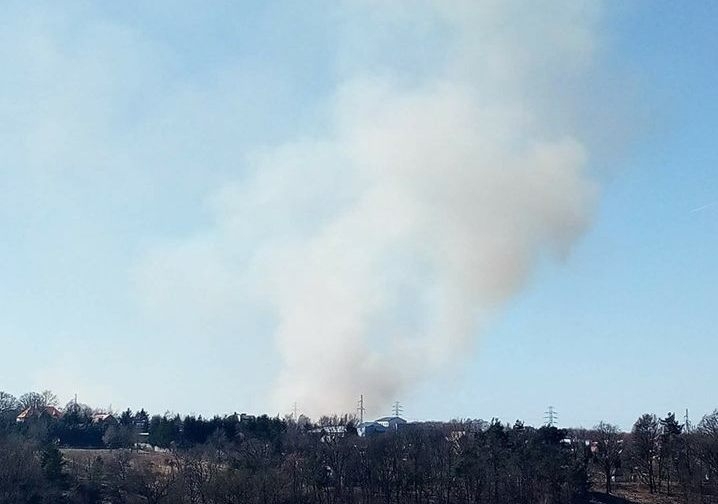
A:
<box><xmin>423</xmin><ymin>0</ymin><xmax>718</xmax><ymax>429</ymax></box>
<box><xmin>0</xmin><ymin>1</ymin><xmax>716</xmax><ymax>430</ymax></box>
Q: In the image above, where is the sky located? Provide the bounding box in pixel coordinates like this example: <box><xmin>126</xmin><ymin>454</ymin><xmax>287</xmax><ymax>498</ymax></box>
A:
<box><xmin>0</xmin><ymin>1</ymin><xmax>716</xmax><ymax>431</ymax></box>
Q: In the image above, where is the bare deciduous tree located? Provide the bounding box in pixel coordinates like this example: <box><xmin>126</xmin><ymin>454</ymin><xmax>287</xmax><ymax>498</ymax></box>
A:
<box><xmin>594</xmin><ymin>421</ymin><xmax>622</xmax><ymax>494</ymax></box>
<box><xmin>0</xmin><ymin>392</ymin><xmax>17</xmax><ymax>412</ymax></box>
<box><xmin>632</xmin><ymin>413</ymin><xmax>660</xmax><ymax>493</ymax></box>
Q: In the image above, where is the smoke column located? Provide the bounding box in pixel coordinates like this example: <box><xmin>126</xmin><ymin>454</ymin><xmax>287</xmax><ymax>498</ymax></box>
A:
<box><xmin>139</xmin><ymin>0</ymin><xmax>602</xmax><ymax>417</ymax></box>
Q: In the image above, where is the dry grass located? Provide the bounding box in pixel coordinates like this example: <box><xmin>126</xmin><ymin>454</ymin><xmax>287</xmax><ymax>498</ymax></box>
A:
<box><xmin>590</xmin><ymin>483</ymin><xmax>684</xmax><ymax>504</ymax></box>
<box><xmin>61</xmin><ymin>447</ymin><xmax>170</xmax><ymax>466</ymax></box>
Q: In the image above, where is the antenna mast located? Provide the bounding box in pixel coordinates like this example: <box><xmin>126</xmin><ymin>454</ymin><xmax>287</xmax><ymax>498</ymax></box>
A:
<box><xmin>357</xmin><ymin>395</ymin><xmax>366</xmax><ymax>423</ymax></box>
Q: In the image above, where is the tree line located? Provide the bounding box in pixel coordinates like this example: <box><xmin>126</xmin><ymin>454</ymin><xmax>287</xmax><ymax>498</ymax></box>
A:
<box><xmin>591</xmin><ymin>411</ymin><xmax>718</xmax><ymax>502</ymax></box>
<box><xmin>1</xmin><ymin>389</ymin><xmax>718</xmax><ymax>503</ymax></box>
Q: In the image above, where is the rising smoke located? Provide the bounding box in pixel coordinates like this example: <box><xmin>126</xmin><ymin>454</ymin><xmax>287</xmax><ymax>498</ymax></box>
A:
<box><xmin>138</xmin><ymin>0</ymin><xmax>602</xmax><ymax>417</ymax></box>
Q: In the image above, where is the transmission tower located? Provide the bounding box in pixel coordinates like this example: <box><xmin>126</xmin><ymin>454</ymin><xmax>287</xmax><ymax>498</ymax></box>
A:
<box><xmin>392</xmin><ymin>401</ymin><xmax>403</xmax><ymax>418</ymax></box>
<box><xmin>292</xmin><ymin>402</ymin><xmax>299</xmax><ymax>420</ymax></box>
<box><xmin>684</xmin><ymin>408</ymin><xmax>691</xmax><ymax>433</ymax></box>
<box><xmin>544</xmin><ymin>406</ymin><xmax>558</xmax><ymax>427</ymax></box>
<box><xmin>356</xmin><ymin>394</ymin><xmax>366</xmax><ymax>423</ymax></box>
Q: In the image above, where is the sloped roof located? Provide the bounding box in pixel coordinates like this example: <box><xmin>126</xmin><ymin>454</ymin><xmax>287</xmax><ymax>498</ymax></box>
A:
<box><xmin>92</xmin><ymin>413</ymin><xmax>116</xmax><ymax>423</ymax></box>
<box><xmin>375</xmin><ymin>416</ymin><xmax>407</xmax><ymax>423</ymax></box>
<box><xmin>17</xmin><ymin>405</ymin><xmax>62</xmax><ymax>420</ymax></box>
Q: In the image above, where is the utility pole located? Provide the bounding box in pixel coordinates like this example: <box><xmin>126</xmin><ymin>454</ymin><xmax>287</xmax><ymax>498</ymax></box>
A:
<box><xmin>544</xmin><ymin>406</ymin><xmax>558</xmax><ymax>427</ymax></box>
<box><xmin>392</xmin><ymin>401</ymin><xmax>403</xmax><ymax>418</ymax></box>
<box><xmin>356</xmin><ymin>395</ymin><xmax>366</xmax><ymax>423</ymax></box>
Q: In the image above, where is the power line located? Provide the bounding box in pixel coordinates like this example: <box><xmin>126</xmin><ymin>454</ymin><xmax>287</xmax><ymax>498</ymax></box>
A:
<box><xmin>544</xmin><ymin>406</ymin><xmax>558</xmax><ymax>427</ymax></box>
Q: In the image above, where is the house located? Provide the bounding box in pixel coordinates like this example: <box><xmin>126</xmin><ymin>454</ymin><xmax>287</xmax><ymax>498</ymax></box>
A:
<box><xmin>133</xmin><ymin>410</ymin><xmax>150</xmax><ymax>431</ymax></box>
<box><xmin>309</xmin><ymin>425</ymin><xmax>347</xmax><ymax>442</ymax></box>
<box><xmin>357</xmin><ymin>416</ymin><xmax>408</xmax><ymax>437</ymax></box>
<box><xmin>357</xmin><ymin>421</ymin><xmax>387</xmax><ymax>437</ymax></box>
<box><xmin>92</xmin><ymin>412</ymin><xmax>118</xmax><ymax>425</ymax></box>
<box><xmin>16</xmin><ymin>405</ymin><xmax>63</xmax><ymax>423</ymax></box>
<box><xmin>375</xmin><ymin>416</ymin><xmax>407</xmax><ymax>431</ymax></box>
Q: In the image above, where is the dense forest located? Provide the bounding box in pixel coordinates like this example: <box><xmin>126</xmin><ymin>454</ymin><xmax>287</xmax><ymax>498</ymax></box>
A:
<box><xmin>1</xmin><ymin>390</ymin><xmax>717</xmax><ymax>504</ymax></box>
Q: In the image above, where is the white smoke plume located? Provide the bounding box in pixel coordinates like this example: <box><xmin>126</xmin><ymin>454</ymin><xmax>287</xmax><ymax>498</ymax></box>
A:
<box><xmin>138</xmin><ymin>0</ymin><xmax>601</xmax><ymax>417</ymax></box>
